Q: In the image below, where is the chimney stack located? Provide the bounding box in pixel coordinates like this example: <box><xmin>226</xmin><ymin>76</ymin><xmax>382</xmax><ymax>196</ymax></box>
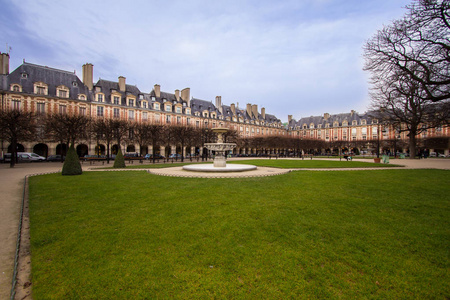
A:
<box><xmin>215</xmin><ymin>96</ymin><xmax>223</xmax><ymax>113</ymax></box>
<box><xmin>246</xmin><ymin>103</ymin><xmax>252</xmax><ymax>118</ymax></box>
<box><xmin>82</xmin><ymin>63</ymin><xmax>93</xmax><ymax>90</ymax></box>
<box><xmin>288</xmin><ymin>115</ymin><xmax>292</xmax><ymax>122</ymax></box>
<box><xmin>181</xmin><ymin>87</ymin><xmax>190</xmax><ymax>106</ymax></box>
<box><xmin>154</xmin><ymin>84</ymin><xmax>161</xmax><ymax>98</ymax></box>
<box><xmin>261</xmin><ymin>107</ymin><xmax>265</xmax><ymax>119</ymax></box>
<box><xmin>175</xmin><ymin>89</ymin><xmax>180</xmax><ymax>101</ymax></box>
<box><xmin>0</xmin><ymin>53</ymin><xmax>10</xmax><ymax>75</ymax></box>
<box><xmin>252</xmin><ymin>104</ymin><xmax>258</xmax><ymax>119</ymax></box>
<box><xmin>324</xmin><ymin>113</ymin><xmax>330</xmax><ymax>120</ymax></box>
<box><xmin>230</xmin><ymin>103</ymin><xmax>236</xmax><ymax>115</ymax></box>
<box><xmin>118</xmin><ymin>76</ymin><xmax>126</xmax><ymax>92</ymax></box>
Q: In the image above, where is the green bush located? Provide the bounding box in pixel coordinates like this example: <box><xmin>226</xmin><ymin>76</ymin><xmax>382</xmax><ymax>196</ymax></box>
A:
<box><xmin>113</xmin><ymin>148</ymin><xmax>126</xmax><ymax>168</ymax></box>
<box><xmin>61</xmin><ymin>145</ymin><xmax>82</xmax><ymax>175</ymax></box>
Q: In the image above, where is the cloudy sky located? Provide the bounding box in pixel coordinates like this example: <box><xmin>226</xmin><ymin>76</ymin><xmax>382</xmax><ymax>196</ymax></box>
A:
<box><xmin>1</xmin><ymin>0</ymin><xmax>411</xmax><ymax>122</ymax></box>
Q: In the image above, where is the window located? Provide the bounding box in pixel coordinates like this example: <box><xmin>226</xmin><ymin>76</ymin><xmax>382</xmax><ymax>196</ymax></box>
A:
<box><xmin>155</xmin><ymin>113</ymin><xmax>160</xmax><ymax>123</ymax></box>
<box><xmin>128</xmin><ymin>99</ymin><xmax>134</xmax><ymax>107</ymax></box>
<box><xmin>196</xmin><ymin>120</ymin><xmax>199</xmax><ymax>127</ymax></box>
<box><xmin>37</xmin><ymin>86</ymin><xmax>45</xmax><ymax>95</ymax></box>
<box><xmin>114</xmin><ymin>96</ymin><xmax>120</xmax><ymax>105</ymax></box>
<box><xmin>97</xmin><ymin>94</ymin><xmax>104</xmax><ymax>102</ymax></box>
<box><xmin>352</xmin><ymin>128</ymin><xmax>357</xmax><ymax>136</ymax></box>
<box><xmin>21</xmin><ymin>73</ymin><xmax>28</xmax><ymax>79</ymax></box>
<box><xmin>176</xmin><ymin>107</ymin><xmax>181</xmax><ymax>113</ymax></box>
<box><xmin>166</xmin><ymin>115</ymin><xmax>171</xmax><ymax>123</ymax></box>
<box><xmin>128</xmin><ymin>110</ymin><xmax>134</xmax><ymax>119</ymax></box>
<box><xmin>59</xmin><ymin>105</ymin><xmax>67</xmax><ymax>114</ymax></box>
<box><xmin>79</xmin><ymin>107</ymin><xmax>86</xmax><ymax>116</ymax></box>
<box><xmin>12</xmin><ymin>85</ymin><xmax>20</xmax><ymax>92</ymax></box>
<box><xmin>177</xmin><ymin>116</ymin><xmax>181</xmax><ymax>124</ymax></box>
<box><xmin>114</xmin><ymin>108</ymin><xmax>120</xmax><ymax>118</ymax></box>
<box><xmin>79</xmin><ymin>95</ymin><xmax>86</xmax><ymax>100</ymax></box>
<box><xmin>143</xmin><ymin>112</ymin><xmax>148</xmax><ymax>121</ymax></box>
<box><xmin>186</xmin><ymin>108</ymin><xmax>190</xmax><ymax>115</ymax></box>
<box><xmin>97</xmin><ymin>106</ymin><xmax>104</xmax><ymax>117</ymax></box>
<box><xmin>37</xmin><ymin>103</ymin><xmax>45</xmax><ymax>115</ymax></box>
<box><xmin>187</xmin><ymin>117</ymin><xmax>191</xmax><ymax>125</ymax></box>
<box><xmin>12</xmin><ymin>99</ymin><xmax>20</xmax><ymax>110</ymax></box>
<box><xmin>59</xmin><ymin>90</ymin><xmax>67</xmax><ymax>98</ymax></box>
<box><xmin>154</xmin><ymin>103</ymin><xmax>160</xmax><ymax>110</ymax></box>
<box><xmin>352</xmin><ymin>120</ymin><xmax>357</xmax><ymax>126</ymax></box>
<box><xmin>142</xmin><ymin>102</ymin><xmax>147</xmax><ymax>109</ymax></box>
<box><xmin>165</xmin><ymin>105</ymin><xmax>171</xmax><ymax>112</ymax></box>
<box><xmin>361</xmin><ymin>119</ymin><xmax>366</xmax><ymax>125</ymax></box>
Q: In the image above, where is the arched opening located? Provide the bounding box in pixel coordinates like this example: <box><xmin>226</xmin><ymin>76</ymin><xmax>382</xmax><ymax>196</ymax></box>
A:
<box><xmin>165</xmin><ymin>147</ymin><xmax>172</xmax><ymax>158</ymax></box>
<box><xmin>8</xmin><ymin>143</ymin><xmax>25</xmax><ymax>153</ymax></box>
<box><xmin>33</xmin><ymin>143</ymin><xmax>48</xmax><ymax>157</ymax></box>
<box><xmin>56</xmin><ymin>144</ymin><xmax>68</xmax><ymax>156</ymax></box>
<box><xmin>94</xmin><ymin>144</ymin><xmax>106</xmax><ymax>155</ymax></box>
<box><xmin>112</xmin><ymin>145</ymin><xmax>120</xmax><ymax>155</ymax></box>
<box><xmin>126</xmin><ymin>145</ymin><xmax>136</xmax><ymax>153</ymax></box>
<box><xmin>176</xmin><ymin>146</ymin><xmax>182</xmax><ymax>155</ymax></box>
<box><xmin>76</xmin><ymin>144</ymin><xmax>89</xmax><ymax>157</ymax></box>
<box><xmin>140</xmin><ymin>145</ymin><xmax>148</xmax><ymax>156</ymax></box>
<box><xmin>153</xmin><ymin>145</ymin><xmax>161</xmax><ymax>155</ymax></box>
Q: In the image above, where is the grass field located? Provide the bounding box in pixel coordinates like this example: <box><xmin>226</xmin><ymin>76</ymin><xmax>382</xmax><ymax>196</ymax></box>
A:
<box><xmin>29</xmin><ymin>169</ymin><xmax>449</xmax><ymax>299</ymax></box>
<box><xmin>110</xmin><ymin>159</ymin><xmax>401</xmax><ymax>169</ymax></box>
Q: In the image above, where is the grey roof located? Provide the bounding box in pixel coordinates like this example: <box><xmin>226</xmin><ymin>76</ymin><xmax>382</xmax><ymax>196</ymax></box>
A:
<box><xmin>8</xmin><ymin>62</ymin><xmax>91</xmax><ymax>100</ymax></box>
<box><xmin>294</xmin><ymin>111</ymin><xmax>377</xmax><ymax>128</ymax></box>
<box><xmin>94</xmin><ymin>79</ymin><xmax>142</xmax><ymax>105</ymax></box>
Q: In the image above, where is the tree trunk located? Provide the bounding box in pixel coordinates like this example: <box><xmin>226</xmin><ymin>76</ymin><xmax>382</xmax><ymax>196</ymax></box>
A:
<box><xmin>409</xmin><ymin>134</ymin><xmax>417</xmax><ymax>159</ymax></box>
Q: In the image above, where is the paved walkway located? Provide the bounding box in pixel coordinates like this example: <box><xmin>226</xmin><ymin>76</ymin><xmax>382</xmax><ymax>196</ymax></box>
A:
<box><xmin>0</xmin><ymin>158</ymin><xmax>449</xmax><ymax>298</ymax></box>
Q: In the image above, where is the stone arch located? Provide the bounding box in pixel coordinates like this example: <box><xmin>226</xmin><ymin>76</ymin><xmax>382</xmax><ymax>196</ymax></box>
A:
<box><xmin>56</xmin><ymin>144</ymin><xmax>68</xmax><ymax>156</ymax></box>
<box><xmin>8</xmin><ymin>143</ymin><xmax>25</xmax><ymax>153</ymax></box>
<box><xmin>76</xmin><ymin>144</ymin><xmax>89</xmax><ymax>157</ymax></box>
<box><xmin>126</xmin><ymin>145</ymin><xmax>135</xmax><ymax>153</ymax></box>
<box><xmin>95</xmin><ymin>144</ymin><xmax>106</xmax><ymax>155</ymax></box>
<box><xmin>33</xmin><ymin>143</ymin><xmax>48</xmax><ymax>157</ymax></box>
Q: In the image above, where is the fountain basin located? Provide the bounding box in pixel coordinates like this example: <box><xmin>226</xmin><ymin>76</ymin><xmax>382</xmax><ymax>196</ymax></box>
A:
<box><xmin>182</xmin><ymin>163</ymin><xmax>257</xmax><ymax>172</ymax></box>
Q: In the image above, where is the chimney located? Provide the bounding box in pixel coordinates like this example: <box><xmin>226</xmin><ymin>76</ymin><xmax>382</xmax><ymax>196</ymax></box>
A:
<box><xmin>288</xmin><ymin>115</ymin><xmax>292</xmax><ymax>122</ymax></box>
<box><xmin>118</xmin><ymin>76</ymin><xmax>126</xmax><ymax>92</ymax></box>
<box><xmin>351</xmin><ymin>110</ymin><xmax>355</xmax><ymax>116</ymax></box>
<box><xmin>0</xmin><ymin>53</ymin><xmax>10</xmax><ymax>75</ymax></box>
<box><xmin>261</xmin><ymin>107</ymin><xmax>265</xmax><ymax>119</ymax></box>
<box><xmin>181</xmin><ymin>87</ymin><xmax>190</xmax><ymax>106</ymax></box>
<box><xmin>324</xmin><ymin>113</ymin><xmax>330</xmax><ymax>120</ymax></box>
<box><xmin>215</xmin><ymin>96</ymin><xmax>222</xmax><ymax>113</ymax></box>
<box><xmin>82</xmin><ymin>63</ymin><xmax>93</xmax><ymax>90</ymax></box>
<box><xmin>246</xmin><ymin>103</ymin><xmax>252</xmax><ymax>118</ymax></box>
<box><xmin>175</xmin><ymin>89</ymin><xmax>180</xmax><ymax>101</ymax></box>
<box><xmin>252</xmin><ymin>104</ymin><xmax>258</xmax><ymax>119</ymax></box>
<box><xmin>154</xmin><ymin>84</ymin><xmax>160</xmax><ymax>98</ymax></box>
<box><xmin>230</xmin><ymin>103</ymin><xmax>236</xmax><ymax>115</ymax></box>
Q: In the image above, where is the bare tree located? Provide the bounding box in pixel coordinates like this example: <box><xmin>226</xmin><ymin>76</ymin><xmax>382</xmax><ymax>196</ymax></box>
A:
<box><xmin>364</xmin><ymin>0</ymin><xmax>450</xmax><ymax>158</ymax></box>
<box><xmin>0</xmin><ymin>110</ymin><xmax>36</xmax><ymax>167</ymax></box>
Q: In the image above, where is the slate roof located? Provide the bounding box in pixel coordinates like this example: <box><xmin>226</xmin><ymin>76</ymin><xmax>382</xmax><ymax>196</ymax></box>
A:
<box><xmin>94</xmin><ymin>79</ymin><xmax>142</xmax><ymax>106</ymax></box>
<box><xmin>294</xmin><ymin>111</ymin><xmax>377</xmax><ymax>129</ymax></box>
<box><xmin>8</xmin><ymin>62</ymin><xmax>91</xmax><ymax>100</ymax></box>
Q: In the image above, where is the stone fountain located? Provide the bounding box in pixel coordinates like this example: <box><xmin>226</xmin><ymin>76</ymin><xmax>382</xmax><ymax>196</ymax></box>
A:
<box><xmin>182</xmin><ymin>127</ymin><xmax>257</xmax><ymax>172</ymax></box>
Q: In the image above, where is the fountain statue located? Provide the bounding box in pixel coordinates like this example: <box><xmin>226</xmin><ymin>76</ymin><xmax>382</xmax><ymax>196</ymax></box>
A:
<box><xmin>182</xmin><ymin>127</ymin><xmax>256</xmax><ymax>172</ymax></box>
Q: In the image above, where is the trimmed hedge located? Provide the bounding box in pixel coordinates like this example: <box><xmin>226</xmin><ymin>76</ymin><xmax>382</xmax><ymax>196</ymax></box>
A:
<box><xmin>62</xmin><ymin>145</ymin><xmax>82</xmax><ymax>175</ymax></box>
<box><xmin>113</xmin><ymin>148</ymin><xmax>126</xmax><ymax>168</ymax></box>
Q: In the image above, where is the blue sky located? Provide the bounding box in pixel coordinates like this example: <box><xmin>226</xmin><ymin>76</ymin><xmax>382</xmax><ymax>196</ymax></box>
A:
<box><xmin>1</xmin><ymin>0</ymin><xmax>411</xmax><ymax>122</ymax></box>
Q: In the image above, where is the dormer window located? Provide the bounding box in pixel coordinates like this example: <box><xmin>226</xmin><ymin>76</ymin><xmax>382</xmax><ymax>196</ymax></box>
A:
<box><xmin>176</xmin><ymin>106</ymin><xmax>181</xmax><ymax>113</ymax></box>
<box><xmin>78</xmin><ymin>94</ymin><xmax>86</xmax><ymax>101</ymax></box>
<box><xmin>142</xmin><ymin>101</ymin><xmax>147</xmax><ymax>109</ymax></box>
<box><xmin>128</xmin><ymin>99</ymin><xmax>134</xmax><ymax>107</ymax></box>
<box><xmin>34</xmin><ymin>82</ymin><xmax>48</xmax><ymax>95</ymax></box>
<box><xmin>11</xmin><ymin>85</ymin><xmax>21</xmax><ymax>92</ymax></box>
<box><xmin>72</xmin><ymin>81</ymin><xmax>78</xmax><ymax>87</ymax></box>
<box><xmin>139</xmin><ymin>94</ymin><xmax>144</xmax><ymax>100</ymax></box>
<box><xmin>97</xmin><ymin>93</ymin><xmax>104</xmax><ymax>102</ymax></box>
<box><xmin>154</xmin><ymin>103</ymin><xmax>160</xmax><ymax>110</ymax></box>
<box><xmin>163</xmin><ymin>99</ymin><xmax>167</xmax><ymax>103</ymax></box>
<box><xmin>352</xmin><ymin>120</ymin><xmax>357</xmax><ymax>126</ymax></box>
<box><xmin>185</xmin><ymin>108</ymin><xmax>191</xmax><ymax>115</ymax></box>
<box><xmin>113</xmin><ymin>96</ymin><xmax>120</xmax><ymax>105</ymax></box>
<box><xmin>59</xmin><ymin>90</ymin><xmax>68</xmax><ymax>98</ymax></box>
<box><xmin>21</xmin><ymin>73</ymin><xmax>28</xmax><ymax>79</ymax></box>
<box><xmin>151</xmin><ymin>96</ymin><xmax>156</xmax><ymax>101</ymax></box>
<box><xmin>361</xmin><ymin>119</ymin><xmax>367</xmax><ymax>125</ymax></box>
<box><xmin>165</xmin><ymin>104</ymin><xmax>171</xmax><ymax>112</ymax></box>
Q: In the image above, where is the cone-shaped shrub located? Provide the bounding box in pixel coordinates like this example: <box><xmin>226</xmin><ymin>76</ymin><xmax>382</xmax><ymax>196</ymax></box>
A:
<box><xmin>62</xmin><ymin>144</ymin><xmax>82</xmax><ymax>175</ymax></box>
<box><xmin>113</xmin><ymin>148</ymin><xmax>126</xmax><ymax>168</ymax></box>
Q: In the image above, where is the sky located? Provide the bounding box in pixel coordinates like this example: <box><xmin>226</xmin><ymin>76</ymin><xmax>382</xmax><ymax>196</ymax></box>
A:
<box><xmin>0</xmin><ymin>0</ymin><xmax>412</xmax><ymax>123</ymax></box>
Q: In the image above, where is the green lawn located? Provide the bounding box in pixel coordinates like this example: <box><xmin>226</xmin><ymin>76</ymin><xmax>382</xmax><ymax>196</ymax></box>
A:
<box><xmin>107</xmin><ymin>159</ymin><xmax>400</xmax><ymax>169</ymax></box>
<box><xmin>29</xmin><ymin>169</ymin><xmax>449</xmax><ymax>299</ymax></box>
<box><xmin>230</xmin><ymin>159</ymin><xmax>401</xmax><ymax>168</ymax></box>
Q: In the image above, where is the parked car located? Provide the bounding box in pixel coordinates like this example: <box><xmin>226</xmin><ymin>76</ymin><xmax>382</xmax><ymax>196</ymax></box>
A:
<box><xmin>4</xmin><ymin>152</ymin><xmax>46</xmax><ymax>162</ymax></box>
<box><xmin>82</xmin><ymin>154</ymin><xmax>107</xmax><ymax>161</ymax></box>
<box><xmin>47</xmin><ymin>155</ymin><xmax>65</xmax><ymax>162</ymax></box>
<box><xmin>169</xmin><ymin>153</ymin><xmax>182</xmax><ymax>159</ymax></box>
<box><xmin>123</xmin><ymin>153</ymin><xmax>144</xmax><ymax>160</ymax></box>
